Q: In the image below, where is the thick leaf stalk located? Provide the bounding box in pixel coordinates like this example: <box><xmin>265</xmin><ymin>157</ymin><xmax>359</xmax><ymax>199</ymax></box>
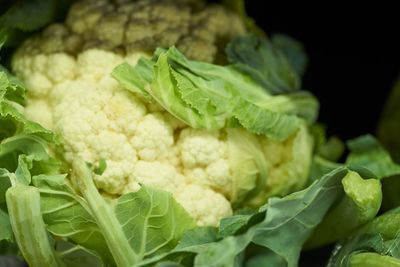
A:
<box><xmin>350</xmin><ymin>253</ymin><xmax>400</xmax><ymax>267</ymax></box>
<box><xmin>305</xmin><ymin>171</ymin><xmax>382</xmax><ymax>248</ymax></box>
<box><xmin>72</xmin><ymin>158</ymin><xmax>140</xmax><ymax>267</ymax></box>
<box><xmin>6</xmin><ymin>184</ymin><xmax>64</xmax><ymax>267</ymax></box>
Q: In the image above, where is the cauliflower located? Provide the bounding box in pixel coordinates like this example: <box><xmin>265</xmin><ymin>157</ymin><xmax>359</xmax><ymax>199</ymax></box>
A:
<box><xmin>12</xmin><ymin>0</ymin><xmax>313</xmax><ymax>226</ymax></box>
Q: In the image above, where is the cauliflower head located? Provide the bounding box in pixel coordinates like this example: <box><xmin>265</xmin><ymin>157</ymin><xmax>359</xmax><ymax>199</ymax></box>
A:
<box><xmin>12</xmin><ymin>0</ymin><xmax>313</xmax><ymax>226</ymax></box>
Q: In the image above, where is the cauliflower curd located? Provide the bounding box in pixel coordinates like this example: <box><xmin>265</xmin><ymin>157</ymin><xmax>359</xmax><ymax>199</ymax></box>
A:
<box><xmin>11</xmin><ymin>0</ymin><xmax>313</xmax><ymax>226</ymax></box>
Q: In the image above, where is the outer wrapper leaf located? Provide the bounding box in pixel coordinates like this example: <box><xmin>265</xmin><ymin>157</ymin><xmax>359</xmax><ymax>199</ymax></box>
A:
<box><xmin>113</xmin><ymin>45</ymin><xmax>319</xmax><ymax>141</ymax></box>
<box><xmin>1</xmin><ymin>68</ymin><xmax>59</xmax><ymax>174</ymax></box>
<box><xmin>226</xmin><ymin>34</ymin><xmax>301</xmax><ymax>94</ymax></box>
<box><xmin>116</xmin><ymin>185</ymin><xmax>196</xmax><ymax>258</ymax></box>
<box><xmin>0</xmin><ymin>208</ymin><xmax>12</xmax><ymax>242</ymax></box>
<box><xmin>0</xmin><ymin>0</ymin><xmax>74</xmax><ymax>47</ymax></box>
<box><xmin>32</xmin><ymin>174</ymin><xmax>115</xmax><ymax>266</ymax></box>
<box><xmin>249</xmin><ymin>168</ymin><xmax>346</xmax><ymax>266</ymax></box>
<box><xmin>72</xmin><ymin>159</ymin><xmax>196</xmax><ymax>266</ymax></box>
<box><xmin>55</xmin><ymin>241</ymin><xmax>103</xmax><ymax>267</ymax></box>
<box><xmin>136</xmin><ymin>167</ymin><xmax>349</xmax><ymax>267</ymax></box>
<box><xmin>328</xmin><ymin>208</ymin><xmax>400</xmax><ymax>267</ymax></box>
<box><xmin>305</xmin><ymin>171</ymin><xmax>382</xmax><ymax>249</ymax></box>
<box><xmin>350</xmin><ymin>253</ymin><xmax>400</xmax><ymax>267</ymax></box>
<box><xmin>306</xmin><ymin>135</ymin><xmax>399</xmax><ymax>248</ymax></box>
<box><xmin>1</xmin><ymin>62</ymin><xmax>62</xmax><ymax>259</ymax></box>
<box><xmin>346</xmin><ymin>135</ymin><xmax>400</xmax><ymax>179</ymax></box>
<box><xmin>271</xmin><ymin>34</ymin><xmax>308</xmax><ymax>77</ymax></box>
<box><xmin>138</xmin><ymin>134</ymin><xmax>399</xmax><ymax>266</ymax></box>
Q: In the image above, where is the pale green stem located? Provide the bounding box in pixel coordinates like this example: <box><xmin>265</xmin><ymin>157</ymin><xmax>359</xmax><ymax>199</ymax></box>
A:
<box><xmin>73</xmin><ymin>159</ymin><xmax>140</xmax><ymax>267</ymax></box>
<box><xmin>6</xmin><ymin>185</ymin><xmax>64</xmax><ymax>267</ymax></box>
<box><xmin>351</xmin><ymin>252</ymin><xmax>400</xmax><ymax>267</ymax></box>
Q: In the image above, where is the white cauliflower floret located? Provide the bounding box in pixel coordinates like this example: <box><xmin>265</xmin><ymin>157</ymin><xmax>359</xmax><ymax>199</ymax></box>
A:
<box><xmin>178</xmin><ymin>128</ymin><xmax>227</xmax><ymax>168</ymax></box>
<box><xmin>46</xmin><ymin>53</ymin><xmax>77</xmax><ymax>83</ymax></box>
<box><xmin>178</xmin><ymin>129</ymin><xmax>233</xmax><ymax>196</ymax></box>
<box><xmin>24</xmin><ymin>99</ymin><xmax>52</xmax><ymax>129</ymax></box>
<box><xmin>132</xmin><ymin>161</ymin><xmax>185</xmax><ymax>194</ymax></box>
<box><xmin>12</xmin><ymin>54</ymin><xmax>53</xmax><ymax>98</ymax></box>
<box><xmin>77</xmin><ymin>49</ymin><xmax>124</xmax><ymax>82</ymax></box>
<box><xmin>95</xmin><ymin>158</ymin><xmax>136</xmax><ymax>194</ymax></box>
<box><xmin>174</xmin><ymin>184</ymin><xmax>232</xmax><ymax>226</ymax></box>
<box><xmin>130</xmin><ymin>113</ymin><xmax>174</xmax><ymax>161</ymax></box>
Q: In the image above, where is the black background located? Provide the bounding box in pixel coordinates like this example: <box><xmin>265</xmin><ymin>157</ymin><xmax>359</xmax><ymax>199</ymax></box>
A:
<box><xmin>245</xmin><ymin>3</ymin><xmax>400</xmax><ymax>266</ymax></box>
<box><xmin>246</xmin><ymin>3</ymin><xmax>400</xmax><ymax>141</ymax></box>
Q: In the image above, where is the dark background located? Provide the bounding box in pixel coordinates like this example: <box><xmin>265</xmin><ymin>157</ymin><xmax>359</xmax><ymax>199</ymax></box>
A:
<box><xmin>245</xmin><ymin>3</ymin><xmax>400</xmax><ymax>266</ymax></box>
<box><xmin>246</xmin><ymin>3</ymin><xmax>400</xmax><ymax>141</ymax></box>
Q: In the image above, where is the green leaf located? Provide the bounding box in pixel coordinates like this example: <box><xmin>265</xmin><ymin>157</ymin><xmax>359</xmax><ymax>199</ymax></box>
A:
<box><xmin>189</xmin><ymin>167</ymin><xmax>346</xmax><ymax>267</ymax></box>
<box><xmin>150</xmin><ymin>53</ymin><xmax>226</xmax><ymax>131</ymax></box>
<box><xmin>328</xmin><ymin>208</ymin><xmax>400</xmax><ymax>267</ymax></box>
<box><xmin>0</xmin><ymin>0</ymin><xmax>53</xmax><ymax>32</ymax></box>
<box><xmin>138</xmin><ymin>167</ymin><xmax>348</xmax><ymax>267</ymax></box>
<box><xmin>134</xmin><ymin>251</ymin><xmax>195</xmax><ymax>267</ymax></box>
<box><xmin>0</xmin><ymin>208</ymin><xmax>12</xmax><ymax>242</ymax></box>
<box><xmin>246</xmin><ymin>250</ymin><xmax>287</xmax><ymax>267</ymax></box>
<box><xmin>350</xmin><ymin>252</ymin><xmax>400</xmax><ymax>267</ymax></box>
<box><xmin>178</xmin><ymin>229</ymin><xmax>254</xmax><ymax>267</ymax></box>
<box><xmin>154</xmin><ymin>262</ymin><xmax>186</xmax><ymax>267</ymax></box>
<box><xmin>0</xmin><ymin>35</ymin><xmax>5</xmax><ymax>50</ymax></box>
<box><xmin>341</xmin><ymin>172</ymin><xmax>382</xmax><ymax>223</ymax></box>
<box><xmin>32</xmin><ymin>174</ymin><xmax>115</xmax><ymax>266</ymax></box>
<box><xmin>116</xmin><ymin>186</ymin><xmax>196</xmax><ymax>258</ymax></box>
<box><xmin>305</xmin><ymin>135</ymin><xmax>398</xmax><ymax>248</ymax></box>
<box><xmin>271</xmin><ymin>33</ymin><xmax>309</xmax><ymax>76</ymax></box>
<box><xmin>0</xmin><ymin>168</ymin><xmax>12</xmax><ymax>203</ymax></box>
<box><xmin>328</xmin><ymin>234</ymin><xmax>386</xmax><ymax>267</ymax></box>
<box><xmin>0</xmin><ymin>66</ymin><xmax>25</xmax><ymax>105</ymax></box>
<box><xmin>5</xmin><ymin>175</ymin><xmax>103</xmax><ymax>266</ymax></box>
<box><xmin>175</xmin><ymin>227</ymin><xmax>218</xmax><ymax>249</ymax></box>
<box><xmin>93</xmin><ymin>158</ymin><xmax>107</xmax><ymax>175</ymax></box>
<box><xmin>346</xmin><ymin>135</ymin><xmax>400</xmax><ymax>179</ymax></box>
<box><xmin>113</xmin><ymin>46</ymin><xmax>318</xmax><ymax>141</ymax></box>
<box><xmin>305</xmin><ymin>171</ymin><xmax>382</xmax><ymax>249</ymax></box>
<box><xmin>1</xmin><ymin>67</ymin><xmax>59</xmax><ymax>174</ymax></box>
<box><xmin>318</xmin><ymin>136</ymin><xmax>345</xmax><ymax>162</ymax></box>
<box><xmin>55</xmin><ymin>241</ymin><xmax>103</xmax><ymax>267</ymax></box>
<box><xmin>0</xmin><ymin>0</ymin><xmax>75</xmax><ymax>47</ymax></box>
<box><xmin>165</xmin><ymin>46</ymin><xmax>318</xmax><ymax>134</ymax></box>
<box><xmin>307</xmin><ymin>155</ymin><xmax>342</xmax><ymax>185</ymax></box>
<box><xmin>1</xmin><ymin>63</ymin><xmax>102</xmax><ymax>265</ymax></box>
<box><xmin>230</xmin><ymin>97</ymin><xmax>305</xmax><ymax>140</ymax></box>
<box><xmin>249</xmin><ymin>168</ymin><xmax>346</xmax><ymax>266</ymax></box>
<box><xmin>217</xmin><ymin>211</ymin><xmax>264</xmax><ymax>238</ymax></box>
<box><xmin>226</xmin><ymin>128</ymin><xmax>268</xmax><ymax>206</ymax></box>
<box><xmin>226</xmin><ymin>34</ymin><xmax>301</xmax><ymax>94</ymax></box>
<box><xmin>72</xmin><ymin>159</ymin><xmax>196</xmax><ymax>266</ymax></box>
<box><xmin>111</xmin><ymin>59</ymin><xmax>154</xmax><ymax>101</ymax></box>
